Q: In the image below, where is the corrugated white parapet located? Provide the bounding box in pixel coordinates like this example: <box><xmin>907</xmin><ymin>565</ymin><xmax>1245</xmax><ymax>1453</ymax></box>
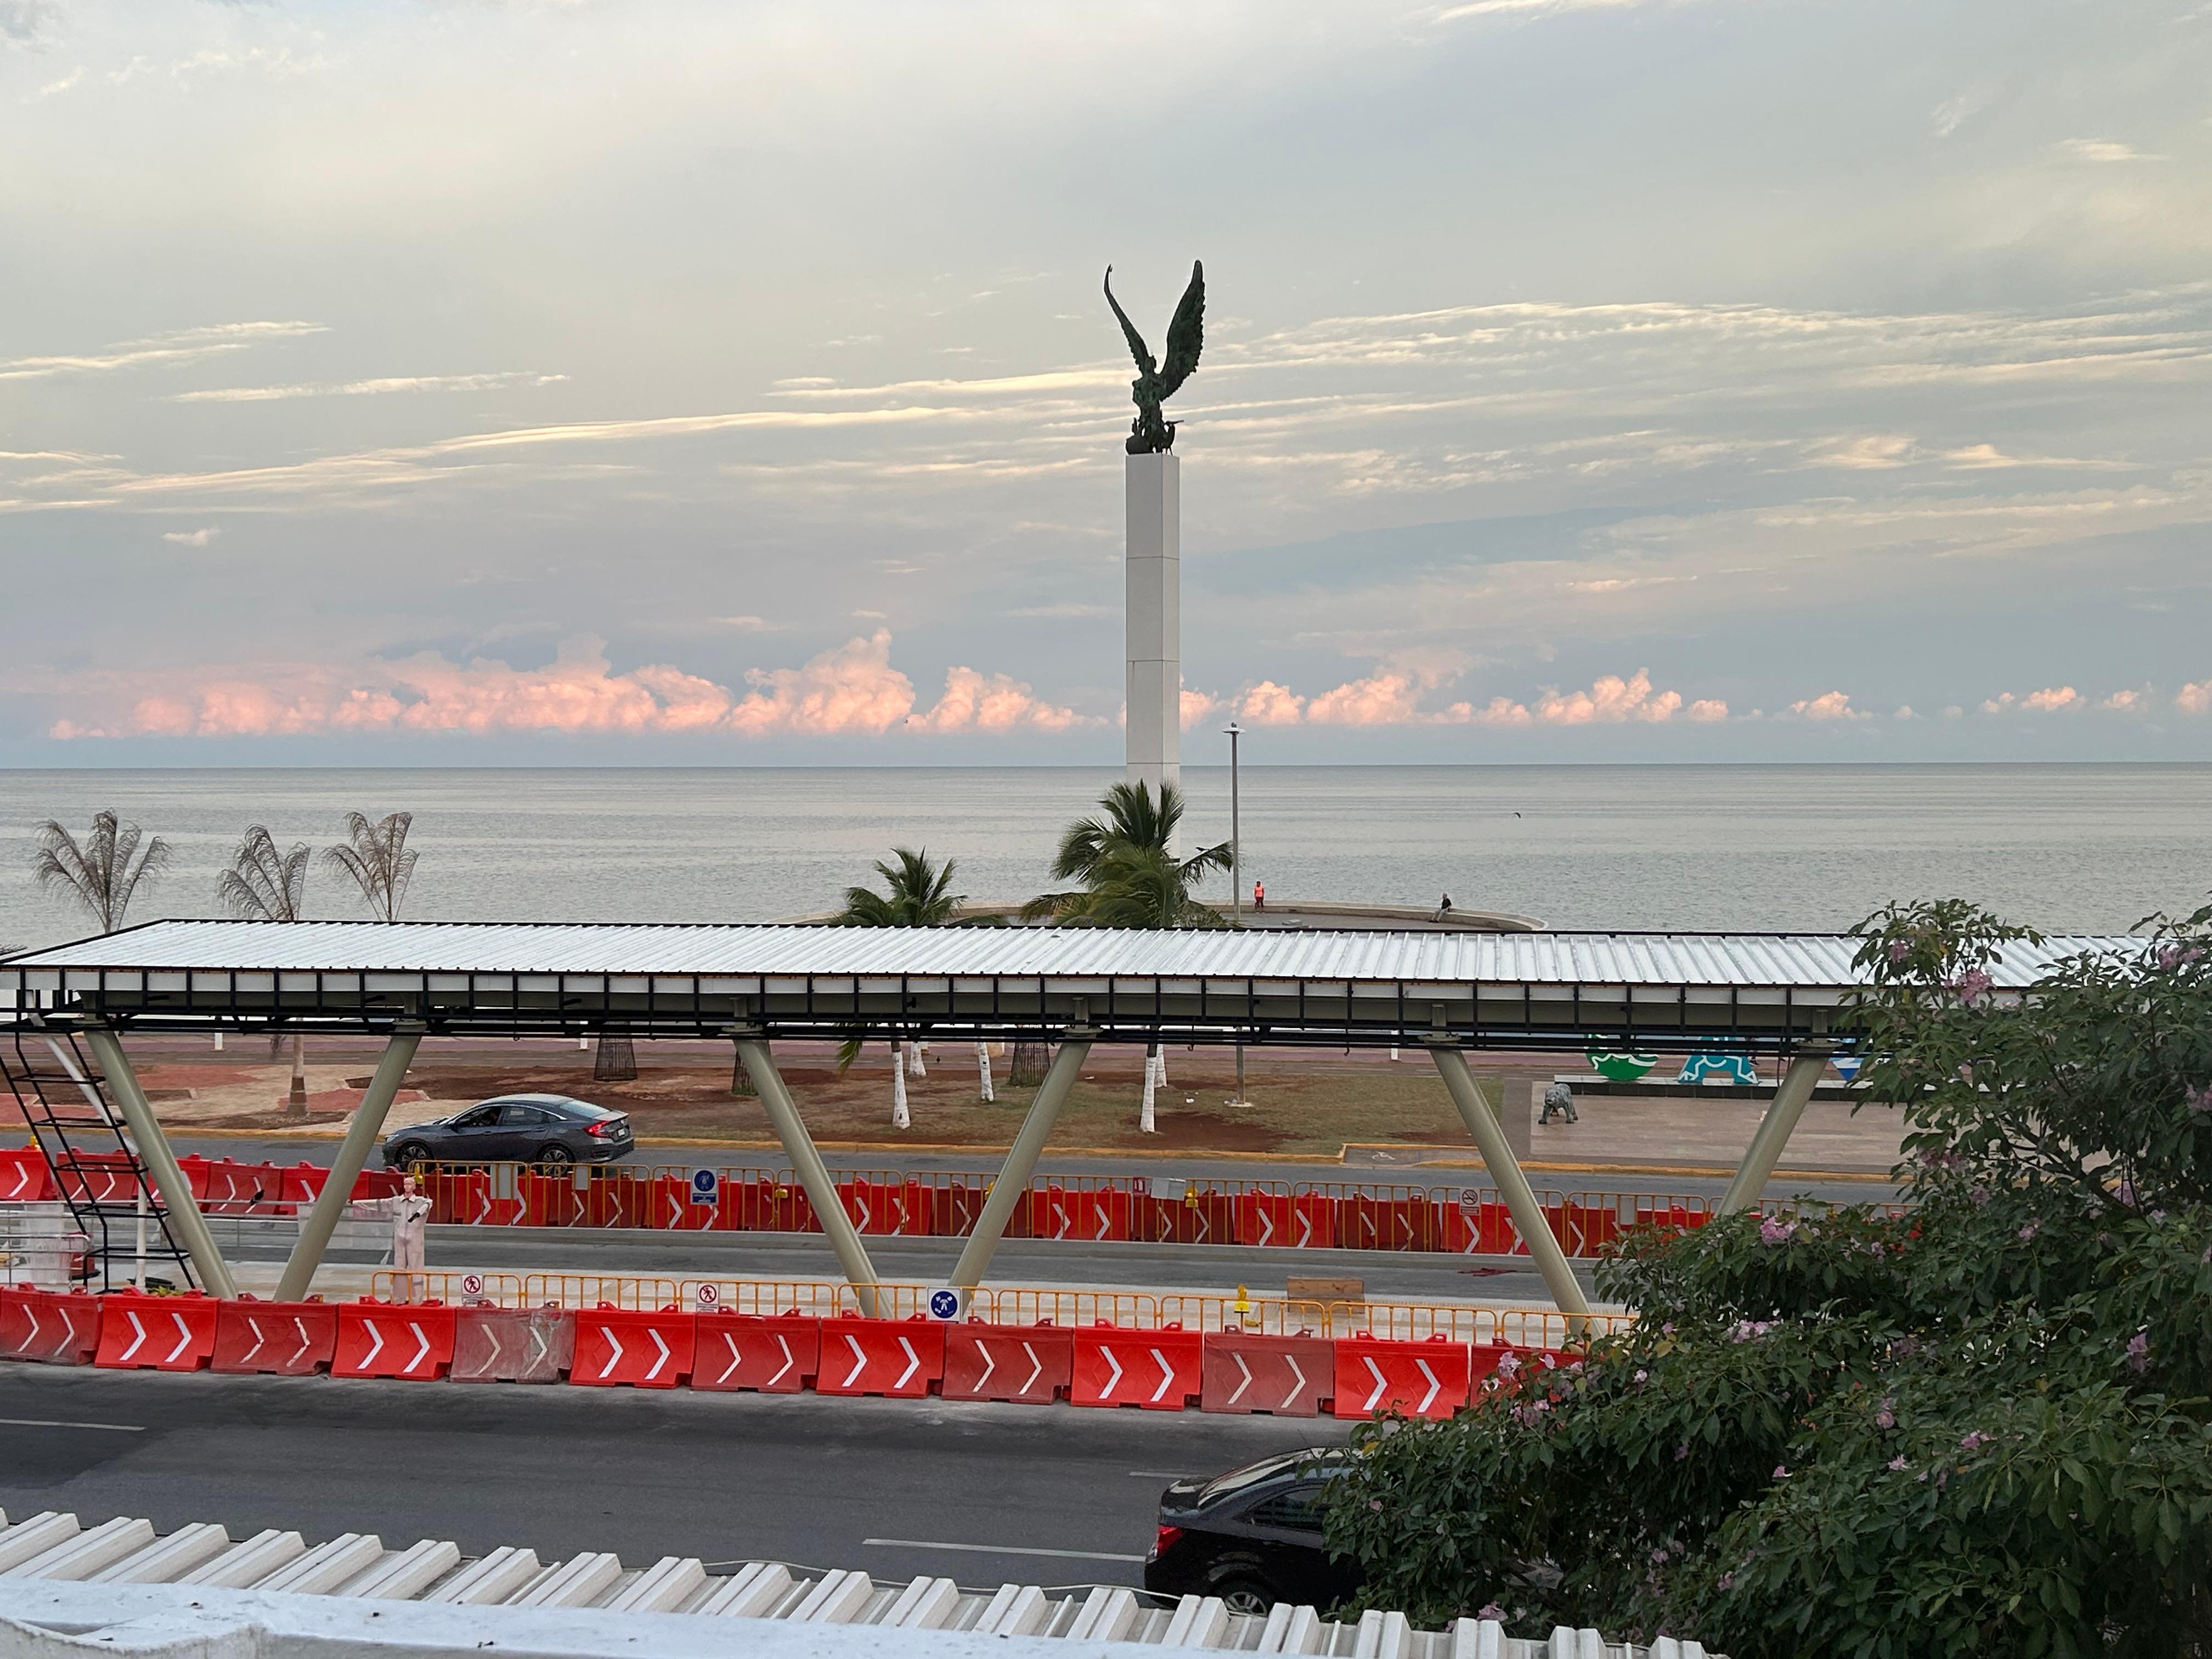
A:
<box><xmin>0</xmin><ymin>1509</ymin><xmax>1718</xmax><ymax>1658</ymax></box>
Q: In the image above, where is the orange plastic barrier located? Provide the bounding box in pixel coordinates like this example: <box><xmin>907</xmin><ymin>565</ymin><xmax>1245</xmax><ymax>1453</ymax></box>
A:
<box><xmin>212</xmin><ymin>1300</ymin><xmax>336</xmax><ymax>1375</ymax></box>
<box><xmin>814</xmin><ymin>1315</ymin><xmax>945</xmax><ymax>1399</ymax></box>
<box><xmin>1071</xmin><ymin>1323</ymin><xmax>1202</xmax><ymax>1411</ymax></box>
<box><xmin>941</xmin><ymin>1322</ymin><xmax>1071</xmax><ymax>1404</ymax></box>
<box><xmin>1031</xmin><ymin>1186</ymin><xmax>1128</xmax><ymax>1244</ymax></box>
<box><xmin>837</xmin><ymin>1176</ymin><xmax>934</xmax><ymax>1237</ymax></box>
<box><xmin>1233</xmin><ymin>1193</ymin><xmax>1336</xmax><ymax>1249</ymax></box>
<box><xmin>1200</xmin><ymin>1331</ymin><xmax>1332</xmax><ymax>1417</ymax></box>
<box><xmin>0</xmin><ymin>1148</ymin><xmax>53</xmax><ymax>1202</ymax></box>
<box><xmin>96</xmin><ymin>1292</ymin><xmax>220</xmax><ymax>1372</ymax></box>
<box><xmin>0</xmin><ymin>1287</ymin><xmax>101</xmax><ymax>1364</ymax></box>
<box><xmin>1333</xmin><ymin>1333</ymin><xmax>1472</xmax><ymax>1420</ymax></box>
<box><xmin>334</xmin><ymin>1301</ymin><xmax>457</xmax><ymax>1380</ymax></box>
<box><xmin>572</xmin><ymin>1305</ymin><xmax>696</xmax><ymax>1389</ymax></box>
<box><xmin>451</xmin><ymin>1306</ymin><xmax>574</xmax><ymax>1383</ymax></box>
<box><xmin>1443</xmin><ymin>1199</ymin><xmax>1525</xmax><ymax>1256</ymax></box>
<box><xmin>691</xmin><ymin>1312</ymin><xmax>820</xmax><ymax>1393</ymax></box>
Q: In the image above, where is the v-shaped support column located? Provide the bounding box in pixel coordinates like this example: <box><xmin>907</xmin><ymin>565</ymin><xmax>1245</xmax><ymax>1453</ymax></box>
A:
<box><xmin>733</xmin><ymin>1034</ymin><xmax>883</xmax><ymax>1317</ymax></box>
<box><xmin>82</xmin><ymin>1028</ymin><xmax>236</xmax><ymax>1301</ymax></box>
<box><xmin>951</xmin><ymin>1030</ymin><xmax>1095</xmax><ymax>1293</ymax></box>
<box><xmin>1717</xmin><ymin>1047</ymin><xmax>1832</xmax><ymax>1216</ymax></box>
<box><xmin>1428</xmin><ymin>1041</ymin><xmax>1589</xmax><ymax>1324</ymax></box>
<box><xmin>278</xmin><ymin>1026</ymin><xmax>422</xmax><ymax>1302</ymax></box>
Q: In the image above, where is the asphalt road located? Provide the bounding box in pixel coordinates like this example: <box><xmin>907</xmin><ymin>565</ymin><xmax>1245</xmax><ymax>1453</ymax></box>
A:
<box><xmin>0</xmin><ymin>1365</ymin><xmax>1345</xmax><ymax>1589</ymax></box>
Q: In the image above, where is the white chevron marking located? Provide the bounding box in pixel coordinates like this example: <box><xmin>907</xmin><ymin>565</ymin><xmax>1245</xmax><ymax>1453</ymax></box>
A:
<box><xmin>404</xmin><ymin>1322</ymin><xmax>431</xmax><ymax>1374</ymax></box>
<box><xmin>1361</xmin><ymin>1355</ymin><xmax>1387</xmax><ymax>1413</ymax></box>
<box><xmin>359</xmin><ymin>1319</ymin><xmax>386</xmax><ymax>1370</ymax></box>
<box><xmin>1228</xmin><ymin>1351</ymin><xmax>1255</xmax><ymax>1405</ymax></box>
<box><xmin>768</xmin><ymin>1335</ymin><xmax>794</xmax><ymax>1388</ymax></box>
<box><xmin>1021</xmin><ymin>1342</ymin><xmax>1043</xmax><ymax>1396</ymax></box>
<box><xmin>1416</xmin><ymin>1359</ymin><xmax>1442</xmax><ymax>1414</ymax></box>
<box><xmin>165</xmin><ymin>1313</ymin><xmax>193</xmax><ymax>1365</ymax></box>
<box><xmin>1101</xmin><ymin>1346</ymin><xmax>1124</xmax><ymax>1398</ymax></box>
<box><xmin>239</xmin><ymin>1317</ymin><xmax>268</xmax><ymax>1365</ymax></box>
<box><xmin>644</xmin><ymin>1327</ymin><xmax>672</xmax><ymax>1381</ymax></box>
<box><xmin>894</xmin><ymin>1337</ymin><xmax>920</xmax><ymax>1390</ymax></box>
<box><xmin>118</xmin><ymin>1310</ymin><xmax>148</xmax><ymax>1363</ymax></box>
<box><xmin>599</xmin><ymin>1328</ymin><xmax>625</xmax><ymax>1380</ymax></box>
<box><xmin>841</xmin><ymin>1333</ymin><xmax>866</xmax><ymax>1388</ymax></box>
<box><xmin>1280</xmin><ymin>1357</ymin><xmax>1306</xmax><ymax>1409</ymax></box>
<box><xmin>1148</xmin><ymin>1347</ymin><xmax>1174</xmax><ymax>1404</ymax></box>
<box><xmin>974</xmin><ymin>1340</ymin><xmax>997</xmax><ymax>1391</ymax></box>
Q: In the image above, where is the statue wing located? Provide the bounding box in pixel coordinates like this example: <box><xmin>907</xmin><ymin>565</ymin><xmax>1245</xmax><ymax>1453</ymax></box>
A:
<box><xmin>1103</xmin><ymin>266</ymin><xmax>1156</xmax><ymax>376</ymax></box>
<box><xmin>1155</xmin><ymin>261</ymin><xmax>1205</xmax><ymax>399</ymax></box>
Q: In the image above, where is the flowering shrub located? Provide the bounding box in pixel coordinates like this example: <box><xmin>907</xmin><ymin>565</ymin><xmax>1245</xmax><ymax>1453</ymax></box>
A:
<box><xmin>1327</xmin><ymin>900</ymin><xmax>2212</xmax><ymax>1656</ymax></box>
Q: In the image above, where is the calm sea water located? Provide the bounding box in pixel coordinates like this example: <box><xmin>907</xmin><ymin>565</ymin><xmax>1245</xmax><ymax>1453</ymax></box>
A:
<box><xmin>0</xmin><ymin>765</ymin><xmax>2205</xmax><ymax>952</ymax></box>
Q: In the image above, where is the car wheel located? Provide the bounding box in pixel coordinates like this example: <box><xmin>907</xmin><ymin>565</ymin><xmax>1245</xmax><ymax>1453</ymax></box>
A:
<box><xmin>536</xmin><ymin>1143</ymin><xmax>577</xmax><ymax>1168</ymax></box>
<box><xmin>388</xmin><ymin>1142</ymin><xmax>432</xmax><ymax>1169</ymax></box>
<box><xmin>1210</xmin><ymin>1577</ymin><xmax>1274</xmax><ymax>1617</ymax></box>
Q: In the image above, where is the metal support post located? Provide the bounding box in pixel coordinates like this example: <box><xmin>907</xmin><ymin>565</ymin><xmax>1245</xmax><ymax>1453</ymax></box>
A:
<box><xmin>1428</xmin><ymin>1042</ymin><xmax>1589</xmax><ymax>1322</ymax></box>
<box><xmin>1717</xmin><ymin>1048</ymin><xmax>1832</xmax><ymax>1216</ymax></box>
<box><xmin>276</xmin><ymin>1026</ymin><xmax>423</xmax><ymax>1302</ymax></box>
<box><xmin>82</xmin><ymin>1027</ymin><xmax>238</xmax><ymax>1301</ymax></box>
<box><xmin>733</xmin><ymin>1035</ymin><xmax>883</xmax><ymax>1316</ymax></box>
<box><xmin>951</xmin><ymin>1031</ymin><xmax>1096</xmax><ymax>1291</ymax></box>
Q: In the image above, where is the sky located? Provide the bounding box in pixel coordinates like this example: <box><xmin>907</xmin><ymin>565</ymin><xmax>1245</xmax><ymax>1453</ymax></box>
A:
<box><xmin>1</xmin><ymin>0</ymin><xmax>2208</xmax><ymax>766</ymax></box>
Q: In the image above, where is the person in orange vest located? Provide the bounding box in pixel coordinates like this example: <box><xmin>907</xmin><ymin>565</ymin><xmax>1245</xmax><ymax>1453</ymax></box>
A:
<box><xmin>1253</xmin><ymin>880</ymin><xmax>1265</xmax><ymax>913</ymax></box>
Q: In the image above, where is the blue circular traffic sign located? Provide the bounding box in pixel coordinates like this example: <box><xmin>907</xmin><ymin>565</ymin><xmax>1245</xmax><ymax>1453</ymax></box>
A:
<box><xmin>927</xmin><ymin>1289</ymin><xmax>961</xmax><ymax>1320</ymax></box>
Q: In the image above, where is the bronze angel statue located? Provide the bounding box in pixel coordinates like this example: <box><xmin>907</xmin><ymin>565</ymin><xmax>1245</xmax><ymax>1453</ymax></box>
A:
<box><xmin>1104</xmin><ymin>261</ymin><xmax>1204</xmax><ymax>454</ymax></box>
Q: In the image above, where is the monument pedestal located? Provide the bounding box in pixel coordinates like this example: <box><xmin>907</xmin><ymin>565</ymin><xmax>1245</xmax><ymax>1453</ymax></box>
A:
<box><xmin>1125</xmin><ymin>452</ymin><xmax>1180</xmax><ymax>795</ymax></box>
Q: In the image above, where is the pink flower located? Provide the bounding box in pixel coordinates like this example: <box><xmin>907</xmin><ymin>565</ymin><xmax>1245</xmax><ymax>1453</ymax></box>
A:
<box><xmin>2126</xmin><ymin>1331</ymin><xmax>2151</xmax><ymax>1374</ymax></box>
<box><xmin>1717</xmin><ymin>1573</ymin><xmax>1734</xmax><ymax>1592</ymax></box>
<box><xmin>1887</xmin><ymin>1457</ymin><xmax>1908</xmax><ymax>1471</ymax></box>
<box><xmin>1370</xmin><ymin>1499</ymin><xmax>1384</xmax><ymax>1511</ymax></box>
<box><xmin>1759</xmin><ymin>1216</ymin><xmax>1798</xmax><ymax>1246</ymax></box>
<box><xmin>1675</xmin><ymin>1443</ymin><xmax>1689</xmax><ymax>1460</ymax></box>
<box><xmin>1950</xmin><ymin>968</ymin><xmax>1993</xmax><ymax>1006</ymax></box>
<box><xmin>1650</xmin><ymin>1548</ymin><xmax>1668</xmax><ymax>1565</ymax></box>
<box><xmin>1496</xmin><ymin>1352</ymin><xmax>1521</xmax><ymax>1377</ymax></box>
<box><xmin>2018</xmin><ymin>1218</ymin><xmax>2041</xmax><ymax>1242</ymax></box>
<box><xmin>1875</xmin><ymin>1401</ymin><xmax>1894</xmax><ymax>1429</ymax></box>
<box><xmin>1476</xmin><ymin>1604</ymin><xmax>1505</xmax><ymax>1623</ymax></box>
<box><xmin>1633</xmin><ymin>1369</ymin><xmax>1648</xmax><ymax>1384</ymax></box>
<box><xmin>1887</xmin><ymin>939</ymin><xmax>1911</xmax><ymax>964</ymax></box>
<box><xmin>1773</xmin><ymin>1465</ymin><xmax>1791</xmax><ymax>1479</ymax></box>
<box><xmin>1958</xmin><ymin>1431</ymin><xmax>1989</xmax><ymax>1452</ymax></box>
<box><xmin>2186</xmin><ymin>1085</ymin><xmax>2212</xmax><ymax>1115</ymax></box>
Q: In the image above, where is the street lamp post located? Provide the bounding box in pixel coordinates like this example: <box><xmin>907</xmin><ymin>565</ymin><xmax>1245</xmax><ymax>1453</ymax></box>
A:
<box><xmin>1224</xmin><ymin>721</ymin><xmax>1248</xmax><ymax>1107</ymax></box>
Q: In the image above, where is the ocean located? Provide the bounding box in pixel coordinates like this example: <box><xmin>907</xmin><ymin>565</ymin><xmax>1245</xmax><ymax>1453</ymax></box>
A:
<box><xmin>0</xmin><ymin>764</ymin><xmax>2205</xmax><ymax>952</ymax></box>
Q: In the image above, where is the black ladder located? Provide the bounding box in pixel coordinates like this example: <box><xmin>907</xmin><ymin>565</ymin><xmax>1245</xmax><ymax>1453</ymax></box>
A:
<box><xmin>2</xmin><ymin>1028</ymin><xmax>198</xmax><ymax>1290</ymax></box>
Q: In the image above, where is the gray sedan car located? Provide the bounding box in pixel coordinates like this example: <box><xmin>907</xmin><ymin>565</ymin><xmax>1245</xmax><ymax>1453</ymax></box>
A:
<box><xmin>381</xmin><ymin>1094</ymin><xmax>634</xmax><ymax>1169</ymax></box>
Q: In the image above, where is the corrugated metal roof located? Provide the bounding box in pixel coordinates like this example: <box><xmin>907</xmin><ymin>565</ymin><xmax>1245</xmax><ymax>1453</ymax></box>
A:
<box><xmin>1</xmin><ymin>919</ymin><xmax>2140</xmax><ymax>989</ymax></box>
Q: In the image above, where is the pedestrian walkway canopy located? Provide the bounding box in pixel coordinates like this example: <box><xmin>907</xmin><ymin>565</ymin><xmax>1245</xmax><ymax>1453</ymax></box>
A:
<box><xmin>0</xmin><ymin>918</ymin><xmax>2143</xmax><ymax>1323</ymax></box>
<box><xmin>0</xmin><ymin>918</ymin><xmax>2136</xmax><ymax>1054</ymax></box>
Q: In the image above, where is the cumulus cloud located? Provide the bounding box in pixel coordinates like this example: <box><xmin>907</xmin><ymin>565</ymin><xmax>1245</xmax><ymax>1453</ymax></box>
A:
<box><xmin>2101</xmin><ymin>687</ymin><xmax>2149</xmax><ymax>712</ymax></box>
<box><xmin>1178</xmin><ymin>688</ymin><xmax>1222</xmax><ymax>730</ymax></box>
<box><xmin>161</xmin><ymin>526</ymin><xmax>218</xmax><ymax>547</ymax></box>
<box><xmin>2178</xmin><ymin>680</ymin><xmax>2212</xmax><ymax>715</ymax></box>
<box><xmin>1235</xmin><ymin>681</ymin><xmax>1306</xmax><ymax>726</ymax></box>
<box><xmin>912</xmin><ymin>665</ymin><xmax>1090</xmax><ymax>733</ymax></box>
<box><xmin>1981</xmin><ymin>686</ymin><xmax>2083</xmax><ymax>714</ymax></box>
<box><xmin>1307</xmin><ymin>664</ymin><xmax>1448</xmax><ymax>726</ymax></box>
<box><xmin>46</xmin><ymin>630</ymin><xmax>1087</xmax><ymax>742</ymax></box>
<box><xmin>1787</xmin><ymin>690</ymin><xmax>1863</xmax><ymax>721</ymax></box>
<box><xmin>1531</xmin><ymin>669</ymin><xmax>1683</xmax><ymax>725</ymax></box>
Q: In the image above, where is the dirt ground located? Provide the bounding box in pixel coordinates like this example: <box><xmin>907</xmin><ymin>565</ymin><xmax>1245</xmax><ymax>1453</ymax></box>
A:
<box><xmin>1</xmin><ymin>1038</ymin><xmax>1908</xmax><ymax>1168</ymax></box>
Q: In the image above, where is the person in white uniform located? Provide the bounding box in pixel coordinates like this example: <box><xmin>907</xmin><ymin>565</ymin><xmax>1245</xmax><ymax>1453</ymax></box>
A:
<box><xmin>350</xmin><ymin>1173</ymin><xmax>435</xmax><ymax>1303</ymax></box>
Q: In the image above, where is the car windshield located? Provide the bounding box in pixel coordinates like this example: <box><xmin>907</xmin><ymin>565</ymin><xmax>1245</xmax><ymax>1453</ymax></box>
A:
<box><xmin>1197</xmin><ymin>1448</ymin><xmax>1345</xmax><ymax>1505</ymax></box>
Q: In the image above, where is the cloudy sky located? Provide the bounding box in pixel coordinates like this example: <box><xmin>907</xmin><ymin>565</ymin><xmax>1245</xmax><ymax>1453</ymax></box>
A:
<box><xmin>1</xmin><ymin>0</ymin><xmax>2208</xmax><ymax>766</ymax></box>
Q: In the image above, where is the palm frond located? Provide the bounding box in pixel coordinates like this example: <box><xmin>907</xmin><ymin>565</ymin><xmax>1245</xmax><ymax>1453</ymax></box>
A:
<box><xmin>33</xmin><ymin>811</ymin><xmax>171</xmax><ymax>932</ymax></box>
<box><xmin>323</xmin><ymin>810</ymin><xmax>416</xmax><ymax>921</ymax></box>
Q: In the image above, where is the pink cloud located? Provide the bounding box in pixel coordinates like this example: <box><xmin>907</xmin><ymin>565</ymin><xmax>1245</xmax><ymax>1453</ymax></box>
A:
<box><xmin>1689</xmin><ymin>699</ymin><xmax>1730</xmax><ymax>722</ymax></box>
<box><xmin>1980</xmin><ymin>686</ymin><xmax>2083</xmax><ymax>715</ymax></box>
<box><xmin>1533</xmin><ymin>669</ymin><xmax>1682</xmax><ymax>725</ymax></box>
<box><xmin>2177</xmin><ymin>680</ymin><xmax>2211</xmax><ymax>715</ymax></box>
<box><xmin>48</xmin><ymin>631</ymin><xmax>1082</xmax><ymax>742</ymax></box>
<box><xmin>1236</xmin><ymin>681</ymin><xmax>1306</xmax><ymax>726</ymax></box>
<box><xmin>1788</xmin><ymin>690</ymin><xmax>1861</xmax><ymax>721</ymax></box>
<box><xmin>2101</xmin><ymin>688</ymin><xmax>2148</xmax><ymax>712</ymax></box>
<box><xmin>911</xmin><ymin>665</ymin><xmax>1088</xmax><ymax>733</ymax></box>
<box><xmin>1306</xmin><ymin>668</ymin><xmax>1435</xmax><ymax>726</ymax></box>
<box><xmin>1178</xmin><ymin>687</ymin><xmax>1222</xmax><ymax>730</ymax></box>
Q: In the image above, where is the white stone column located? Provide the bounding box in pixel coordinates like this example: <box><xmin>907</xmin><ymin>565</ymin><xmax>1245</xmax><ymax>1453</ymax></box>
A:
<box><xmin>1125</xmin><ymin>451</ymin><xmax>1181</xmax><ymax>794</ymax></box>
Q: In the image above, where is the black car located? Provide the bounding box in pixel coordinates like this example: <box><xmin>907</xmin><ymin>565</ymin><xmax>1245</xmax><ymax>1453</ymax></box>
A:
<box><xmin>1144</xmin><ymin>1448</ymin><xmax>1362</xmax><ymax>1616</ymax></box>
<box><xmin>381</xmin><ymin>1094</ymin><xmax>634</xmax><ymax>1169</ymax></box>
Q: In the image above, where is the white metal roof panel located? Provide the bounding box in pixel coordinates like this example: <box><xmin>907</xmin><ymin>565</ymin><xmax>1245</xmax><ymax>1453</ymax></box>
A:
<box><xmin>1</xmin><ymin>918</ymin><xmax>2141</xmax><ymax>990</ymax></box>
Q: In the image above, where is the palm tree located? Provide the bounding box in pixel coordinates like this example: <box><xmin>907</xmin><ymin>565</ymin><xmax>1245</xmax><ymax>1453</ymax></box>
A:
<box><xmin>323</xmin><ymin>810</ymin><xmax>417</xmax><ymax>921</ymax></box>
<box><xmin>832</xmin><ymin>848</ymin><xmax>977</xmax><ymax>1127</ymax></box>
<box><xmin>217</xmin><ymin>827</ymin><xmax>312</xmax><ymax>1113</ymax></box>
<box><xmin>1024</xmin><ymin>782</ymin><xmax>1232</xmax><ymax>1132</ymax></box>
<box><xmin>32</xmin><ymin>811</ymin><xmax>172</xmax><ymax>932</ymax></box>
<box><xmin>1022</xmin><ymin>781</ymin><xmax>1231</xmax><ymax>923</ymax></box>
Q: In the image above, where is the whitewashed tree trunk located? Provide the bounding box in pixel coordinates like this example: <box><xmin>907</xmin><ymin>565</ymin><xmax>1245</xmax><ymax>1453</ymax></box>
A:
<box><xmin>907</xmin><ymin>1042</ymin><xmax>927</xmax><ymax>1078</ymax></box>
<box><xmin>891</xmin><ymin>1043</ymin><xmax>911</xmax><ymax>1130</ymax></box>
<box><xmin>1139</xmin><ymin>1044</ymin><xmax>1159</xmax><ymax>1134</ymax></box>
<box><xmin>1389</xmin><ymin>1046</ymin><xmax>1401</xmax><ymax>1062</ymax></box>
<box><xmin>289</xmin><ymin>1034</ymin><xmax>308</xmax><ymax>1111</ymax></box>
<box><xmin>975</xmin><ymin>1042</ymin><xmax>995</xmax><ymax>1103</ymax></box>
<box><xmin>1154</xmin><ymin>1048</ymin><xmax>1169</xmax><ymax>1088</ymax></box>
